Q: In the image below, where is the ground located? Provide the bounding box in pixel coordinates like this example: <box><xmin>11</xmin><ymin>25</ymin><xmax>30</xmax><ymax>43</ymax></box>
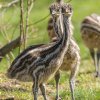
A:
<box><xmin>0</xmin><ymin>60</ymin><xmax>100</xmax><ymax>100</ymax></box>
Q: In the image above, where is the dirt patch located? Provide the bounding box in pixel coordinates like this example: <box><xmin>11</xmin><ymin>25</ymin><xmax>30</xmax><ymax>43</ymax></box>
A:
<box><xmin>0</xmin><ymin>80</ymin><xmax>29</xmax><ymax>92</ymax></box>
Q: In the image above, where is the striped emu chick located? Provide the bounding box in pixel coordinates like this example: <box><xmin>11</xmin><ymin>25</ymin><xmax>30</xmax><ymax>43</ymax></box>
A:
<box><xmin>47</xmin><ymin>3</ymin><xmax>80</xmax><ymax>100</ymax></box>
<box><xmin>81</xmin><ymin>14</ymin><xmax>100</xmax><ymax>77</ymax></box>
<box><xmin>7</xmin><ymin>3</ymin><xmax>70</xmax><ymax>100</ymax></box>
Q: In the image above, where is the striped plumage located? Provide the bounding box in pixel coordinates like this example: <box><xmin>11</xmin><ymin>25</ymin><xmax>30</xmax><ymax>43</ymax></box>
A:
<box><xmin>7</xmin><ymin>2</ymin><xmax>71</xmax><ymax>100</ymax></box>
<box><xmin>48</xmin><ymin>4</ymin><xmax>80</xmax><ymax>100</ymax></box>
<box><xmin>81</xmin><ymin>14</ymin><xmax>100</xmax><ymax>77</ymax></box>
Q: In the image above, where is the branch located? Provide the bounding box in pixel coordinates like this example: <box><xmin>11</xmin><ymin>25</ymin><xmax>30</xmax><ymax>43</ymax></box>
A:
<box><xmin>0</xmin><ymin>0</ymin><xmax>36</xmax><ymax>62</ymax></box>
<box><xmin>0</xmin><ymin>27</ymin><xmax>15</xmax><ymax>60</ymax></box>
<box><xmin>0</xmin><ymin>36</ymin><xmax>21</xmax><ymax>62</ymax></box>
<box><xmin>28</xmin><ymin>14</ymin><xmax>50</xmax><ymax>27</ymax></box>
<box><xmin>24</xmin><ymin>0</ymin><xmax>34</xmax><ymax>48</ymax></box>
<box><xmin>0</xmin><ymin>0</ymin><xmax>19</xmax><ymax>9</ymax></box>
<box><xmin>19</xmin><ymin>0</ymin><xmax>24</xmax><ymax>52</ymax></box>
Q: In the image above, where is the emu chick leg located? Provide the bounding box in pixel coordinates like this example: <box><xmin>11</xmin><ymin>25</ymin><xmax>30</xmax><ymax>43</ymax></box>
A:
<box><xmin>55</xmin><ymin>71</ymin><xmax>60</xmax><ymax>100</ymax></box>
<box><xmin>40</xmin><ymin>83</ymin><xmax>47</xmax><ymax>100</ymax></box>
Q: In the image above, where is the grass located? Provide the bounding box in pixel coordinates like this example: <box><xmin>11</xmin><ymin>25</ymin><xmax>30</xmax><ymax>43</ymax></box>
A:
<box><xmin>0</xmin><ymin>0</ymin><xmax>100</xmax><ymax>100</ymax></box>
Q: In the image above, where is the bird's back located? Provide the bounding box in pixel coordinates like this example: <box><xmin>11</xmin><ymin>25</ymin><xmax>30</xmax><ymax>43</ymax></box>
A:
<box><xmin>7</xmin><ymin>41</ymin><xmax>64</xmax><ymax>82</ymax></box>
<box><xmin>7</xmin><ymin>44</ymin><xmax>44</xmax><ymax>81</ymax></box>
<box><xmin>81</xmin><ymin>14</ymin><xmax>100</xmax><ymax>49</ymax></box>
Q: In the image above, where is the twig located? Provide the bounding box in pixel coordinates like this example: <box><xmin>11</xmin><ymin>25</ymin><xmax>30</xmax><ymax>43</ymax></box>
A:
<box><xmin>1</xmin><ymin>30</ymin><xmax>8</xmax><ymax>43</ymax></box>
<box><xmin>29</xmin><ymin>0</ymin><xmax>34</xmax><ymax>14</ymax></box>
<box><xmin>28</xmin><ymin>14</ymin><xmax>50</xmax><ymax>27</ymax></box>
<box><xmin>19</xmin><ymin>0</ymin><xmax>24</xmax><ymax>53</ymax></box>
<box><xmin>11</xmin><ymin>23</ymin><xmax>19</xmax><ymax>40</ymax></box>
<box><xmin>6</xmin><ymin>54</ymin><xmax>11</xmax><ymax>66</ymax></box>
<box><xmin>24</xmin><ymin>0</ymin><xmax>34</xmax><ymax>49</ymax></box>
<box><xmin>3</xmin><ymin>28</ymin><xmax>10</xmax><ymax>42</ymax></box>
<box><xmin>0</xmin><ymin>0</ymin><xmax>19</xmax><ymax>9</ymax></box>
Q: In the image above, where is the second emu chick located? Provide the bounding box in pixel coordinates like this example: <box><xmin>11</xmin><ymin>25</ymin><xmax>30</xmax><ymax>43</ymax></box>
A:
<box><xmin>48</xmin><ymin>3</ymin><xmax>80</xmax><ymax>100</ymax></box>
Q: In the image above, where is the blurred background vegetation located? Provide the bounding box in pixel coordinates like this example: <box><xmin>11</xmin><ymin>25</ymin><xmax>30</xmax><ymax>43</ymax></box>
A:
<box><xmin>0</xmin><ymin>0</ymin><xmax>100</xmax><ymax>100</ymax></box>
